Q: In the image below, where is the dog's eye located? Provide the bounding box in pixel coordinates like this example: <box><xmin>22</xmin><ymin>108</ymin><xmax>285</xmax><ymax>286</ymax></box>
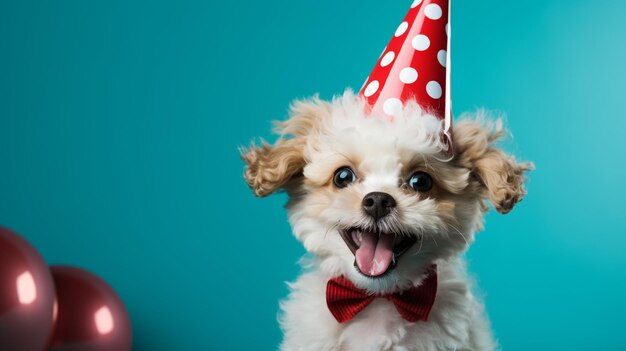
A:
<box><xmin>333</xmin><ymin>167</ymin><xmax>357</xmax><ymax>188</ymax></box>
<box><xmin>408</xmin><ymin>172</ymin><xmax>433</xmax><ymax>192</ymax></box>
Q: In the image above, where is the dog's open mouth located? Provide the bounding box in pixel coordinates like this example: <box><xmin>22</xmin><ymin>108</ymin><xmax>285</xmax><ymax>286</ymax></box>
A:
<box><xmin>340</xmin><ymin>227</ymin><xmax>417</xmax><ymax>278</ymax></box>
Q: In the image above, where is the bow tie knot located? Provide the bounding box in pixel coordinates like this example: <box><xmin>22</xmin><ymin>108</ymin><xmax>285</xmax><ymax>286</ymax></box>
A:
<box><xmin>326</xmin><ymin>267</ymin><xmax>437</xmax><ymax>323</ymax></box>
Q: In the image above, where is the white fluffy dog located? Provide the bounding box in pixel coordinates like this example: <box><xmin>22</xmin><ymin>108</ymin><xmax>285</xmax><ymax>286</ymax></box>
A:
<box><xmin>242</xmin><ymin>91</ymin><xmax>531</xmax><ymax>351</ymax></box>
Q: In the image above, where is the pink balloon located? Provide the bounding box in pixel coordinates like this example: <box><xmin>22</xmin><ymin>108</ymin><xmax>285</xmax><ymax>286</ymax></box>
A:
<box><xmin>48</xmin><ymin>266</ymin><xmax>132</xmax><ymax>351</ymax></box>
<box><xmin>0</xmin><ymin>226</ymin><xmax>56</xmax><ymax>351</ymax></box>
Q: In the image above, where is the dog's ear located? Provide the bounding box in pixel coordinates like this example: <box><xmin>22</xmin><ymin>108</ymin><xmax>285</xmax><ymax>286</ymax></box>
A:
<box><xmin>453</xmin><ymin>118</ymin><xmax>533</xmax><ymax>214</ymax></box>
<box><xmin>241</xmin><ymin>98</ymin><xmax>329</xmax><ymax>197</ymax></box>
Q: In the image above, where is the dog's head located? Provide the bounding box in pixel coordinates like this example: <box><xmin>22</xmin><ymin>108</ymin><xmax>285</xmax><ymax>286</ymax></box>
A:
<box><xmin>242</xmin><ymin>92</ymin><xmax>532</xmax><ymax>293</ymax></box>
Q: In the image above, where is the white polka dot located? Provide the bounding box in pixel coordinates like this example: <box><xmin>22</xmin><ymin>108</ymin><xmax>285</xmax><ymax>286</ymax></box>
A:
<box><xmin>380</xmin><ymin>51</ymin><xmax>395</xmax><ymax>67</ymax></box>
<box><xmin>424</xmin><ymin>4</ymin><xmax>442</xmax><ymax>20</ymax></box>
<box><xmin>395</xmin><ymin>21</ymin><xmax>409</xmax><ymax>37</ymax></box>
<box><xmin>363</xmin><ymin>80</ymin><xmax>379</xmax><ymax>97</ymax></box>
<box><xmin>411</xmin><ymin>35</ymin><xmax>430</xmax><ymax>51</ymax></box>
<box><xmin>383</xmin><ymin>98</ymin><xmax>403</xmax><ymax>116</ymax></box>
<box><xmin>399</xmin><ymin>67</ymin><xmax>418</xmax><ymax>84</ymax></box>
<box><xmin>411</xmin><ymin>0</ymin><xmax>423</xmax><ymax>8</ymax></box>
<box><xmin>426</xmin><ymin>81</ymin><xmax>442</xmax><ymax>99</ymax></box>
<box><xmin>437</xmin><ymin>50</ymin><xmax>447</xmax><ymax>67</ymax></box>
<box><xmin>445</xmin><ymin>23</ymin><xmax>449</xmax><ymax>36</ymax></box>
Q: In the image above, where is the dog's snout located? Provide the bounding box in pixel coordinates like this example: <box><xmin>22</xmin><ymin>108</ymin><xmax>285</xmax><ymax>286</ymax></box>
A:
<box><xmin>362</xmin><ymin>192</ymin><xmax>396</xmax><ymax>221</ymax></box>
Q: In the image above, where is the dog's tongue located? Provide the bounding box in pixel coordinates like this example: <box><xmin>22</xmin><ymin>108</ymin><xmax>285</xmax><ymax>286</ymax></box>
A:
<box><xmin>355</xmin><ymin>231</ymin><xmax>394</xmax><ymax>277</ymax></box>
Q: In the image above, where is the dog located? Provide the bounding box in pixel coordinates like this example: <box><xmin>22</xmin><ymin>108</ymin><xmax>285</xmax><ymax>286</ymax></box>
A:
<box><xmin>242</xmin><ymin>91</ymin><xmax>532</xmax><ymax>351</ymax></box>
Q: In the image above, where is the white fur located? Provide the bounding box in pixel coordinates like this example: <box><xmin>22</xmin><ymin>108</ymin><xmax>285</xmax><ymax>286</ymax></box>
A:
<box><xmin>266</xmin><ymin>92</ymin><xmax>500</xmax><ymax>350</ymax></box>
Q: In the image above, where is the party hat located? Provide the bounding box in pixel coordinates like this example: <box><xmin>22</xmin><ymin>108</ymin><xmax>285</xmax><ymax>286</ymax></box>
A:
<box><xmin>360</xmin><ymin>0</ymin><xmax>451</xmax><ymax>137</ymax></box>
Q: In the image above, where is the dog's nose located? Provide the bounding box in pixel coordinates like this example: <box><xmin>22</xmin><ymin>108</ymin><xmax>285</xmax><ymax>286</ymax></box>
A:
<box><xmin>362</xmin><ymin>192</ymin><xmax>396</xmax><ymax>221</ymax></box>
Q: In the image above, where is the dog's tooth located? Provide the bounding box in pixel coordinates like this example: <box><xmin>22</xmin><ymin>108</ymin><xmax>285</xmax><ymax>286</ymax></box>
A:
<box><xmin>351</xmin><ymin>230</ymin><xmax>362</xmax><ymax>246</ymax></box>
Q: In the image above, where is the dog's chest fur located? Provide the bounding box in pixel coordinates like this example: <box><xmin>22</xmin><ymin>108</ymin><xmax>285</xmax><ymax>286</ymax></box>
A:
<box><xmin>279</xmin><ymin>260</ymin><xmax>495</xmax><ymax>351</ymax></box>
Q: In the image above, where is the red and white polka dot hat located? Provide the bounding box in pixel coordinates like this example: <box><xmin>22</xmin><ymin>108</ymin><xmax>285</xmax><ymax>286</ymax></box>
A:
<box><xmin>360</xmin><ymin>0</ymin><xmax>452</xmax><ymax>136</ymax></box>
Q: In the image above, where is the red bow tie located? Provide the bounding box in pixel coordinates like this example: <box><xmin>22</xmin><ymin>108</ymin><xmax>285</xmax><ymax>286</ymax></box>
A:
<box><xmin>326</xmin><ymin>267</ymin><xmax>437</xmax><ymax>323</ymax></box>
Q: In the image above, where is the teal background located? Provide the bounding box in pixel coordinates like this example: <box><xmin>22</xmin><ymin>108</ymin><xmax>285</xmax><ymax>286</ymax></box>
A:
<box><xmin>1</xmin><ymin>0</ymin><xmax>625</xmax><ymax>350</ymax></box>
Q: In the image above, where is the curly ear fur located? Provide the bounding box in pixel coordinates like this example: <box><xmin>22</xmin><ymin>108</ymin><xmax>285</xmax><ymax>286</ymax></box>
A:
<box><xmin>241</xmin><ymin>137</ymin><xmax>306</xmax><ymax>197</ymax></box>
<box><xmin>453</xmin><ymin>118</ymin><xmax>533</xmax><ymax>214</ymax></box>
<box><xmin>241</xmin><ymin>97</ymin><xmax>329</xmax><ymax>197</ymax></box>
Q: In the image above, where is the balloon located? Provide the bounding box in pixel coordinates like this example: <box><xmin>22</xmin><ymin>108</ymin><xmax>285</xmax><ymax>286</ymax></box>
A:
<box><xmin>48</xmin><ymin>266</ymin><xmax>132</xmax><ymax>351</ymax></box>
<box><xmin>0</xmin><ymin>226</ymin><xmax>56</xmax><ymax>351</ymax></box>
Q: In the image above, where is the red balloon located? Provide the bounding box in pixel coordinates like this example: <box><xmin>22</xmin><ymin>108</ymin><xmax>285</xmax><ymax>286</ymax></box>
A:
<box><xmin>48</xmin><ymin>266</ymin><xmax>132</xmax><ymax>351</ymax></box>
<box><xmin>0</xmin><ymin>226</ymin><xmax>56</xmax><ymax>351</ymax></box>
